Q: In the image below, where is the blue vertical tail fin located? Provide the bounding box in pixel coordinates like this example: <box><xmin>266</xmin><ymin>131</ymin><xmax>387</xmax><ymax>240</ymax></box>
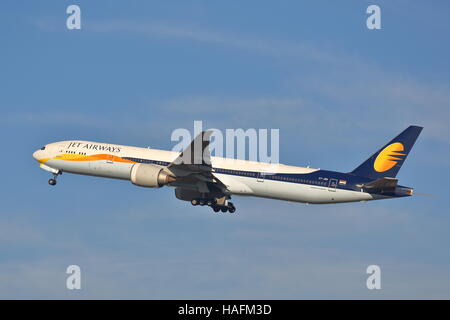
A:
<box><xmin>350</xmin><ymin>126</ymin><xmax>423</xmax><ymax>179</ymax></box>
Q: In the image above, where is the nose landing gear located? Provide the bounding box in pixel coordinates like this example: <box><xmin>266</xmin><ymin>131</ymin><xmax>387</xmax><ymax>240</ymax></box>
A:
<box><xmin>48</xmin><ymin>171</ymin><xmax>61</xmax><ymax>186</ymax></box>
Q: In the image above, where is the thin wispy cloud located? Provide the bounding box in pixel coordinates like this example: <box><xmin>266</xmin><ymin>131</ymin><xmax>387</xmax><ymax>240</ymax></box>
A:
<box><xmin>32</xmin><ymin>18</ymin><xmax>450</xmax><ymax>145</ymax></box>
<box><xmin>35</xmin><ymin>18</ymin><xmax>349</xmax><ymax>65</ymax></box>
<box><xmin>83</xmin><ymin>20</ymin><xmax>450</xmax><ymax>143</ymax></box>
<box><xmin>87</xmin><ymin>20</ymin><xmax>343</xmax><ymax>64</ymax></box>
<box><xmin>1</xmin><ymin>199</ymin><xmax>449</xmax><ymax>299</ymax></box>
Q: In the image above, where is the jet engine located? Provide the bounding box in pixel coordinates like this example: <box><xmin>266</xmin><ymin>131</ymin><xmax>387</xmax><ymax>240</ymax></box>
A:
<box><xmin>130</xmin><ymin>164</ymin><xmax>175</xmax><ymax>188</ymax></box>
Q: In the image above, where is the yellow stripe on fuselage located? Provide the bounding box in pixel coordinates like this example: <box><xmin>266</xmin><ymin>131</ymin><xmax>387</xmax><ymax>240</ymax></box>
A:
<box><xmin>41</xmin><ymin>153</ymin><xmax>137</xmax><ymax>164</ymax></box>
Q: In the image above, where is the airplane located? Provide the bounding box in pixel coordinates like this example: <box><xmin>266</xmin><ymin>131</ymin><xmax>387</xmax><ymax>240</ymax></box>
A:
<box><xmin>32</xmin><ymin>125</ymin><xmax>423</xmax><ymax>213</ymax></box>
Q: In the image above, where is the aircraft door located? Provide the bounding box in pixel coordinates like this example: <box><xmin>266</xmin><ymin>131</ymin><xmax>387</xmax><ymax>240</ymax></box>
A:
<box><xmin>106</xmin><ymin>154</ymin><xmax>114</xmax><ymax>164</ymax></box>
<box><xmin>257</xmin><ymin>172</ymin><xmax>265</xmax><ymax>182</ymax></box>
<box><xmin>328</xmin><ymin>178</ymin><xmax>338</xmax><ymax>192</ymax></box>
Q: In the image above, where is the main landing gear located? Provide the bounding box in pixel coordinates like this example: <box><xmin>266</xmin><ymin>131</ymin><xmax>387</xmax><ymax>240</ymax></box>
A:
<box><xmin>191</xmin><ymin>198</ymin><xmax>236</xmax><ymax>213</ymax></box>
<box><xmin>48</xmin><ymin>171</ymin><xmax>61</xmax><ymax>186</ymax></box>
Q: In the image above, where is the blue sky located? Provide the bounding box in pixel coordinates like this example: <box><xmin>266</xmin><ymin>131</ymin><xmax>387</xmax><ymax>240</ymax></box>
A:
<box><xmin>1</xmin><ymin>0</ymin><xmax>450</xmax><ymax>299</ymax></box>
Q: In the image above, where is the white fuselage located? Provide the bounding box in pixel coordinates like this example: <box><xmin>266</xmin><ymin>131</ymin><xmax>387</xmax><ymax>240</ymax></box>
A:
<box><xmin>33</xmin><ymin>140</ymin><xmax>377</xmax><ymax>204</ymax></box>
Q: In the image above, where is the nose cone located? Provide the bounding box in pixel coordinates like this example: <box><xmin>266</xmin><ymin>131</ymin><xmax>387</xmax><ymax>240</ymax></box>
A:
<box><xmin>33</xmin><ymin>150</ymin><xmax>42</xmax><ymax>162</ymax></box>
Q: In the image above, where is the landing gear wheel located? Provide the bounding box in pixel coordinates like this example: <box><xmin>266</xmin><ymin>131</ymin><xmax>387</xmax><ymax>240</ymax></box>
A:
<box><xmin>47</xmin><ymin>171</ymin><xmax>61</xmax><ymax>186</ymax></box>
<box><xmin>220</xmin><ymin>206</ymin><xmax>228</xmax><ymax>213</ymax></box>
<box><xmin>212</xmin><ymin>206</ymin><xmax>220</xmax><ymax>213</ymax></box>
<box><xmin>199</xmin><ymin>200</ymin><xmax>205</xmax><ymax>206</ymax></box>
<box><xmin>191</xmin><ymin>199</ymin><xmax>198</xmax><ymax>206</ymax></box>
<box><xmin>228</xmin><ymin>202</ymin><xmax>236</xmax><ymax>213</ymax></box>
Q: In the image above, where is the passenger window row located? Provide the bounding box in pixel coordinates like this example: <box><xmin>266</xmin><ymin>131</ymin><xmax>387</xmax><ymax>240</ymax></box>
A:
<box><xmin>265</xmin><ymin>175</ymin><xmax>327</xmax><ymax>186</ymax></box>
<box><xmin>216</xmin><ymin>168</ymin><xmax>255</xmax><ymax>177</ymax></box>
<box><xmin>216</xmin><ymin>168</ymin><xmax>329</xmax><ymax>185</ymax></box>
<box><xmin>125</xmin><ymin>157</ymin><xmax>168</xmax><ymax>166</ymax></box>
<box><xmin>66</xmin><ymin>151</ymin><xmax>87</xmax><ymax>155</ymax></box>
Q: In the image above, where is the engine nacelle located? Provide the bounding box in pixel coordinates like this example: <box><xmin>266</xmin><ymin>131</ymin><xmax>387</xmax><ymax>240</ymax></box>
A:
<box><xmin>130</xmin><ymin>164</ymin><xmax>175</xmax><ymax>188</ymax></box>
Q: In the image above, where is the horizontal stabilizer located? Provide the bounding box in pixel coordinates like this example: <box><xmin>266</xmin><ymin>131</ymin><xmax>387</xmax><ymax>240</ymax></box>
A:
<box><xmin>357</xmin><ymin>177</ymin><xmax>398</xmax><ymax>190</ymax></box>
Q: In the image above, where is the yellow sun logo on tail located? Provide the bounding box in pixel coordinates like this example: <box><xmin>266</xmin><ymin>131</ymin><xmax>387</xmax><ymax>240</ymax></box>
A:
<box><xmin>374</xmin><ymin>142</ymin><xmax>406</xmax><ymax>172</ymax></box>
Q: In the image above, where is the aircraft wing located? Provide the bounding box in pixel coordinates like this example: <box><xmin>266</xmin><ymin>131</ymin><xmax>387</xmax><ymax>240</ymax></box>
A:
<box><xmin>168</xmin><ymin>130</ymin><xmax>213</xmax><ymax>172</ymax></box>
<box><xmin>167</xmin><ymin>130</ymin><xmax>227</xmax><ymax>194</ymax></box>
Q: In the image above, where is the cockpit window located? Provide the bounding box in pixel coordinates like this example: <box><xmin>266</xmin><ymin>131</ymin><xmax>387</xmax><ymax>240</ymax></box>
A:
<box><xmin>40</xmin><ymin>146</ymin><xmax>46</xmax><ymax>150</ymax></box>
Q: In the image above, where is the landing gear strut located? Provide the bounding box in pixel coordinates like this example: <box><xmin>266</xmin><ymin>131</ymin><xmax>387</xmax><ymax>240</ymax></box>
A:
<box><xmin>48</xmin><ymin>171</ymin><xmax>61</xmax><ymax>186</ymax></box>
<box><xmin>191</xmin><ymin>197</ymin><xmax>236</xmax><ymax>213</ymax></box>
